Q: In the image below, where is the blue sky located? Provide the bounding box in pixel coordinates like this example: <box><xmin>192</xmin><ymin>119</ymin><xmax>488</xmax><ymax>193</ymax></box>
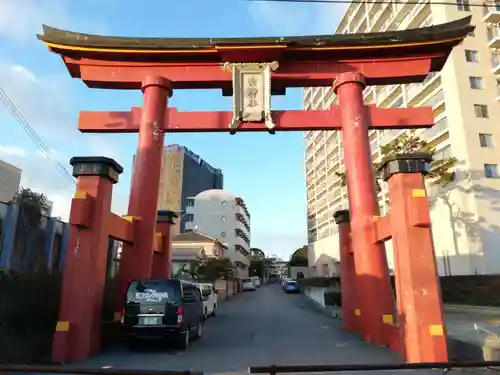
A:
<box><xmin>0</xmin><ymin>0</ymin><xmax>346</xmax><ymax>259</ymax></box>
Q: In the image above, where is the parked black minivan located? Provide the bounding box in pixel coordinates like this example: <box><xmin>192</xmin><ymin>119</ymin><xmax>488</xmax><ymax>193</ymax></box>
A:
<box><xmin>122</xmin><ymin>278</ymin><xmax>204</xmax><ymax>350</ymax></box>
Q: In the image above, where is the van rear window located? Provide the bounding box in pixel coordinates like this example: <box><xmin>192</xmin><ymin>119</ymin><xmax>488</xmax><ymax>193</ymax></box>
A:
<box><xmin>127</xmin><ymin>280</ymin><xmax>180</xmax><ymax>302</ymax></box>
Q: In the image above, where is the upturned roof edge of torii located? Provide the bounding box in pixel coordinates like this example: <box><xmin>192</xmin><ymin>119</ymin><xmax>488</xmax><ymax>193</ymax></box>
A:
<box><xmin>36</xmin><ymin>16</ymin><xmax>473</xmax><ymax>54</ymax></box>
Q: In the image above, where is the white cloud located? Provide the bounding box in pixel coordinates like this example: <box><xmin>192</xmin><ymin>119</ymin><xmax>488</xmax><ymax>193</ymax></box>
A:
<box><xmin>0</xmin><ymin>144</ymin><xmax>128</xmax><ymax>221</ymax></box>
<box><xmin>247</xmin><ymin>1</ymin><xmax>347</xmax><ymax>36</ymax></box>
<box><xmin>0</xmin><ymin>59</ymin><xmax>129</xmax><ymax>221</ymax></box>
<box><xmin>0</xmin><ymin>145</ymin><xmax>27</xmax><ymax>158</ymax></box>
<box><xmin>0</xmin><ymin>144</ymin><xmax>73</xmax><ymax>220</ymax></box>
<box><xmin>0</xmin><ymin>0</ymin><xmax>107</xmax><ymax>42</ymax></box>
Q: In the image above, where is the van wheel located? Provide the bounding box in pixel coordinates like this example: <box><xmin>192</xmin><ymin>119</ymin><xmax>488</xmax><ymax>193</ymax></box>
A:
<box><xmin>204</xmin><ymin>308</ymin><xmax>208</xmax><ymax>320</ymax></box>
<box><xmin>177</xmin><ymin>330</ymin><xmax>189</xmax><ymax>350</ymax></box>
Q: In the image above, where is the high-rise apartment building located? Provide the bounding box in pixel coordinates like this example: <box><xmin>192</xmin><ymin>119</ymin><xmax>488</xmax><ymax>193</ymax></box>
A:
<box><xmin>184</xmin><ymin>189</ymin><xmax>251</xmax><ymax>277</ymax></box>
<box><xmin>304</xmin><ymin>2</ymin><xmax>500</xmax><ymax>276</ymax></box>
<box><xmin>156</xmin><ymin>144</ymin><xmax>223</xmax><ymax>234</ymax></box>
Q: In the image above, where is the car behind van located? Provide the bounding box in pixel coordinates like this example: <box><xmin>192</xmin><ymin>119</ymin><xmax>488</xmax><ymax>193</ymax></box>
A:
<box><xmin>251</xmin><ymin>276</ymin><xmax>261</xmax><ymax>288</ymax></box>
<box><xmin>241</xmin><ymin>277</ymin><xmax>256</xmax><ymax>291</ymax></box>
<box><xmin>122</xmin><ymin>278</ymin><xmax>204</xmax><ymax>350</ymax></box>
<box><xmin>197</xmin><ymin>283</ymin><xmax>218</xmax><ymax>320</ymax></box>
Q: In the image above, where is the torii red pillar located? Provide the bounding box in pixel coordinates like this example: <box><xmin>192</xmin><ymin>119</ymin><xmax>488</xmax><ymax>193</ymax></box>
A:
<box><xmin>334</xmin><ymin>72</ymin><xmax>396</xmax><ymax>346</ymax></box>
<box><xmin>117</xmin><ymin>76</ymin><xmax>171</xmax><ymax>302</ymax></box>
<box><xmin>333</xmin><ymin>209</ymin><xmax>358</xmax><ymax>334</ymax></box>
<box><xmin>52</xmin><ymin>157</ymin><xmax>123</xmax><ymax>362</ymax></box>
<box><xmin>151</xmin><ymin>210</ymin><xmax>178</xmax><ymax>279</ymax></box>
<box><xmin>378</xmin><ymin>153</ymin><xmax>448</xmax><ymax>362</ymax></box>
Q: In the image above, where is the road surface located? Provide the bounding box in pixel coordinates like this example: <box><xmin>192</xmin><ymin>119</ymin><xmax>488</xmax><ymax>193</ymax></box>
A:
<box><xmin>70</xmin><ymin>284</ymin><xmax>441</xmax><ymax>375</ymax></box>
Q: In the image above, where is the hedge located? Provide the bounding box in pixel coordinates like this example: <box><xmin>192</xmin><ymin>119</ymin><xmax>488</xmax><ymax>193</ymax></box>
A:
<box><xmin>0</xmin><ymin>271</ymin><xmax>61</xmax><ymax>364</ymax></box>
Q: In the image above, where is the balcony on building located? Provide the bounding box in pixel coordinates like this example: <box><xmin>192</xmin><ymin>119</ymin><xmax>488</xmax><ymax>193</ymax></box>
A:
<box><xmin>235</xmin><ymin>197</ymin><xmax>250</xmax><ymax>219</ymax></box>
<box><xmin>185</xmin><ymin>197</ymin><xmax>195</xmax><ymax>214</ymax></box>
<box><xmin>492</xmin><ymin>55</ymin><xmax>500</xmax><ymax>75</ymax></box>
<box><xmin>235</xmin><ymin>228</ymin><xmax>250</xmax><ymax>246</ymax></box>
<box><xmin>235</xmin><ymin>244</ymin><xmax>249</xmax><ymax>256</ymax></box>
<box><xmin>234</xmin><ymin>212</ymin><xmax>250</xmax><ymax>233</ymax></box>
<box><xmin>484</xmin><ymin>2</ymin><xmax>500</xmax><ymax>23</ymax></box>
<box><xmin>420</xmin><ymin>116</ymin><xmax>449</xmax><ymax>142</ymax></box>
<box><xmin>488</xmin><ymin>26</ymin><xmax>500</xmax><ymax>49</ymax></box>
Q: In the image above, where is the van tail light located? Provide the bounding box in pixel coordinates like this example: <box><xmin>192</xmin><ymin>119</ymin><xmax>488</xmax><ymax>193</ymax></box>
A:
<box><xmin>177</xmin><ymin>307</ymin><xmax>183</xmax><ymax>325</ymax></box>
<box><xmin>120</xmin><ymin>308</ymin><xmax>125</xmax><ymax>324</ymax></box>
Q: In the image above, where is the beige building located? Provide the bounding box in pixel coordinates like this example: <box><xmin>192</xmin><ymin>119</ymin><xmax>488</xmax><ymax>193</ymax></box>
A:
<box><xmin>0</xmin><ymin>159</ymin><xmax>20</xmax><ymax>203</ymax></box>
<box><xmin>304</xmin><ymin>2</ymin><xmax>500</xmax><ymax>276</ymax></box>
<box><xmin>154</xmin><ymin>144</ymin><xmax>224</xmax><ymax>235</ymax></box>
<box><xmin>170</xmin><ymin>231</ymin><xmax>227</xmax><ymax>277</ymax></box>
<box><xmin>157</xmin><ymin>149</ymin><xmax>184</xmax><ymax>234</ymax></box>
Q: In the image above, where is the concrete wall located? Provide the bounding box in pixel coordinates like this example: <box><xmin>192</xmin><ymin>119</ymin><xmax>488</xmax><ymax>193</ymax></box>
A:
<box><xmin>0</xmin><ymin>201</ymin><xmax>69</xmax><ymax>272</ymax></box>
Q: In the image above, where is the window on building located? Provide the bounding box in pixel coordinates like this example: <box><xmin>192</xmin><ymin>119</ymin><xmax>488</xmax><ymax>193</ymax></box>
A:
<box><xmin>220</xmin><ymin>231</ymin><xmax>226</xmax><ymax>238</ymax></box>
<box><xmin>469</xmin><ymin>76</ymin><xmax>484</xmax><ymax>89</ymax></box>
<box><xmin>186</xmin><ymin>198</ymin><xmax>194</xmax><ymax>207</ymax></box>
<box><xmin>221</xmin><ymin>216</ymin><xmax>226</xmax><ymax>221</ymax></box>
<box><xmin>479</xmin><ymin>133</ymin><xmax>495</xmax><ymax>148</ymax></box>
<box><xmin>465</xmin><ymin>50</ymin><xmax>479</xmax><ymax>62</ymax></box>
<box><xmin>474</xmin><ymin>104</ymin><xmax>489</xmax><ymax>118</ymax></box>
<box><xmin>468</xmin><ymin>30</ymin><xmax>475</xmax><ymax>37</ymax></box>
<box><xmin>484</xmin><ymin>164</ymin><xmax>499</xmax><ymax>178</ymax></box>
<box><xmin>457</xmin><ymin>0</ymin><xmax>470</xmax><ymax>11</ymax></box>
<box><xmin>185</xmin><ymin>213</ymin><xmax>194</xmax><ymax>222</ymax></box>
<box><xmin>220</xmin><ymin>200</ymin><xmax>227</xmax><ymax>206</ymax></box>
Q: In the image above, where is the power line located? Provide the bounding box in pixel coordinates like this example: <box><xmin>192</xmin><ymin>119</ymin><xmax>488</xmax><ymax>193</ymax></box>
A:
<box><xmin>246</xmin><ymin>0</ymin><xmax>496</xmax><ymax>8</ymax></box>
<box><xmin>0</xmin><ymin>87</ymin><xmax>76</xmax><ymax>187</ymax></box>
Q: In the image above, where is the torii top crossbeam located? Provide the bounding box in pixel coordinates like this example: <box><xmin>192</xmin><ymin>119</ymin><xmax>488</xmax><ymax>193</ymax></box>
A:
<box><xmin>37</xmin><ymin>17</ymin><xmax>473</xmax><ymax>93</ymax></box>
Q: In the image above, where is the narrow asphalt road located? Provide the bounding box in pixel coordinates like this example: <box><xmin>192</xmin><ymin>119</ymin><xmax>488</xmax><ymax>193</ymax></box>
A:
<box><xmin>73</xmin><ymin>284</ymin><xmax>433</xmax><ymax>375</ymax></box>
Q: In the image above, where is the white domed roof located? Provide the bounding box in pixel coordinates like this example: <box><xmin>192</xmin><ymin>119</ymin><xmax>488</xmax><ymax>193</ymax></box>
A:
<box><xmin>195</xmin><ymin>189</ymin><xmax>236</xmax><ymax>201</ymax></box>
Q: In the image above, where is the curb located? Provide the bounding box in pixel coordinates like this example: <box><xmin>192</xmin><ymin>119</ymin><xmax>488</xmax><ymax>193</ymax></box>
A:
<box><xmin>304</xmin><ymin>294</ymin><xmax>342</xmax><ymax>320</ymax></box>
<box><xmin>445</xmin><ymin>304</ymin><xmax>500</xmax><ymax>316</ymax></box>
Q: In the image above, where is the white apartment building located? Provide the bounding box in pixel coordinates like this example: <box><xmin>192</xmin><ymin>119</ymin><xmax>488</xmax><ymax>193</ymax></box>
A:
<box><xmin>305</xmin><ymin>1</ymin><xmax>500</xmax><ymax>276</ymax></box>
<box><xmin>185</xmin><ymin>189</ymin><xmax>251</xmax><ymax>277</ymax></box>
<box><xmin>0</xmin><ymin>159</ymin><xmax>20</xmax><ymax>203</ymax></box>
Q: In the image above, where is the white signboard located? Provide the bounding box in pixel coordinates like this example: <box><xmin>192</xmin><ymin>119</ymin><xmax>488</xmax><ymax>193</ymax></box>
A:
<box><xmin>224</xmin><ymin>61</ymin><xmax>278</xmax><ymax>133</ymax></box>
<box><xmin>134</xmin><ymin>289</ymin><xmax>169</xmax><ymax>302</ymax></box>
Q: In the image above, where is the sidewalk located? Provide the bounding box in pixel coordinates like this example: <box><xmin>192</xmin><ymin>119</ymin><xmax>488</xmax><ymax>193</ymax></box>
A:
<box><xmin>305</xmin><ymin>293</ymin><xmax>500</xmax><ymax>361</ymax></box>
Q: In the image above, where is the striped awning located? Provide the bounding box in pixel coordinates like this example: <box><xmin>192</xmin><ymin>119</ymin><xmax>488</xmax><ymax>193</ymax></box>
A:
<box><xmin>172</xmin><ymin>246</ymin><xmax>204</xmax><ymax>260</ymax></box>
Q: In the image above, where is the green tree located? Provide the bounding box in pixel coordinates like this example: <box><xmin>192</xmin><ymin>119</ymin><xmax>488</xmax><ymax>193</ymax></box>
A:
<box><xmin>10</xmin><ymin>188</ymin><xmax>51</xmax><ymax>272</ymax></box>
<box><xmin>250</xmin><ymin>248</ymin><xmax>266</xmax><ymax>260</ymax></box>
<box><xmin>335</xmin><ymin>130</ymin><xmax>456</xmax><ymax>191</ymax></box>
<box><xmin>289</xmin><ymin>245</ymin><xmax>308</xmax><ymax>267</ymax></box>
<box><xmin>175</xmin><ymin>258</ymin><xmax>235</xmax><ymax>282</ymax></box>
<box><xmin>197</xmin><ymin>258</ymin><xmax>235</xmax><ymax>281</ymax></box>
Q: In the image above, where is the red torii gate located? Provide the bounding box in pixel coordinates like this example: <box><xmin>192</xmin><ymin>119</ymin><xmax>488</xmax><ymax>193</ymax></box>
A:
<box><xmin>37</xmin><ymin>16</ymin><xmax>473</xmax><ymax>363</ymax></box>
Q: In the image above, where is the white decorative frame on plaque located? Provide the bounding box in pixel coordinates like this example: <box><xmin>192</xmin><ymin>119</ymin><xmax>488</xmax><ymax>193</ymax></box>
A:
<box><xmin>223</xmin><ymin>61</ymin><xmax>279</xmax><ymax>133</ymax></box>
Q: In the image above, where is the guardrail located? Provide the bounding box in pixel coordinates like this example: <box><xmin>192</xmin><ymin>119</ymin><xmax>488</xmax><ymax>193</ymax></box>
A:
<box><xmin>0</xmin><ymin>365</ymin><xmax>202</xmax><ymax>375</ymax></box>
<box><xmin>249</xmin><ymin>361</ymin><xmax>500</xmax><ymax>375</ymax></box>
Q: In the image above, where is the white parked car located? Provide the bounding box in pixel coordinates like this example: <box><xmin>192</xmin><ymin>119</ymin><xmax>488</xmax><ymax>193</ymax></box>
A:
<box><xmin>197</xmin><ymin>283</ymin><xmax>218</xmax><ymax>319</ymax></box>
<box><xmin>241</xmin><ymin>277</ymin><xmax>256</xmax><ymax>291</ymax></box>
<box><xmin>251</xmin><ymin>276</ymin><xmax>261</xmax><ymax>288</ymax></box>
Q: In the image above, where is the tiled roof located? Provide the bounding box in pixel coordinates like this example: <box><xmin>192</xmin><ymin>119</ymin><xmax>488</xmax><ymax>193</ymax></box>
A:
<box><xmin>172</xmin><ymin>231</ymin><xmax>227</xmax><ymax>249</ymax></box>
<box><xmin>172</xmin><ymin>231</ymin><xmax>216</xmax><ymax>243</ymax></box>
<box><xmin>172</xmin><ymin>246</ymin><xmax>204</xmax><ymax>260</ymax></box>
<box><xmin>38</xmin><ymin>17</ymin><xmax>473</xmax><ymax>51</ymax></box>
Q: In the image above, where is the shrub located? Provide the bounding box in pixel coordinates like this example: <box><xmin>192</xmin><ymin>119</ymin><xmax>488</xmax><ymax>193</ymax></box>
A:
<box><xmin>0</xmin><ymin>271</ymin><xmax>61</xmax><ymax>364</ymax></box>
